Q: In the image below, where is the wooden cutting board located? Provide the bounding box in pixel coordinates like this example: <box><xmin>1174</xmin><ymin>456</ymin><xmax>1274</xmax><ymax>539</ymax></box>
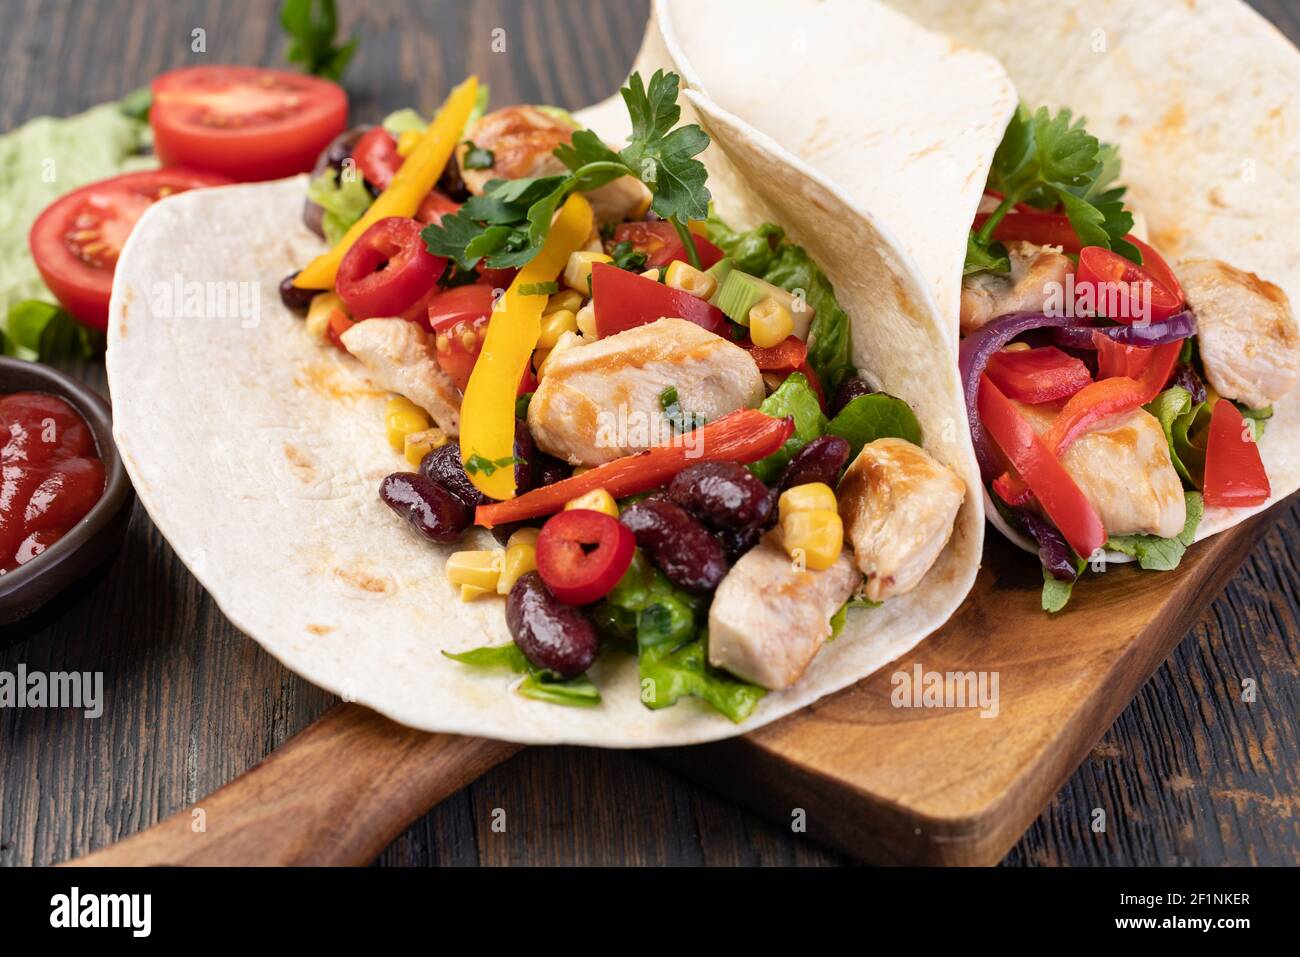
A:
<box><xmin>70</xmin><ymin>505</ymin><xmax>1277</xmax><ymax>866</ymax></box>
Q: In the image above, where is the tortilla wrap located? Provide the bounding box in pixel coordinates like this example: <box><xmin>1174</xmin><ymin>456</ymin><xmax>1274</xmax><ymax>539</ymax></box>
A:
<box><xmin>105</xmin><ymin>13</ymin><xmax>981</xmax><ymax>746</ymax></box>
<box><xmin>659</xmin><ymin>0</ymin><xmax>1300</xmax><ymax>556</ymax></box>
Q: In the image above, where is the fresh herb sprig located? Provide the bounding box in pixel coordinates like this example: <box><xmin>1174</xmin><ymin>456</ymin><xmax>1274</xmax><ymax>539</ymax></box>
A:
<box><xmin>965</xmin><ymin>105</ymin><xmax>1138</xmax><ymax>275</ymax></box>
<box><xmin>423</xmin><ymin>70</ymin><xmax>711</xmax><ymax>273</ymax></box>
<box><xmin>280</xmin><ymin>0</ymin><xmax>358</xmax><ymax>81</ymax></box>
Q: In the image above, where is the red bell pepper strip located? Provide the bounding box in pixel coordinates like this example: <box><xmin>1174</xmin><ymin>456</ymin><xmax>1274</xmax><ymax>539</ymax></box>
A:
<box><xmin>744</xmin><ymin>335</ymin><xmax>807</xmax><ymax>372</ymax></box>
<box><xmin>590</xmin><ymin>262</ymin><xmax>728</xmax><ymax>338</ymax></box>
<box><xmin>994</xmin><ymin>339</ymin><xmax>1182</xmax><ymax>505</ymax></box>
<box><xmin>985</xmin><ymin>346</ymin><xmax>1092</xmax><ymax>404</ymax></box>
<box><xmin>979</xmin><ymin>377</ymin><xmax>1107</xmax><ymax>559</ymax></box>
<box><xmin>475</xmin><ymin>409</ymin><xmax>794</xmax><ymax>527</ymax></box>
<box><xmin>1203</xmin><ymin>401</ymin><xmax>1270</xmax><ymax>508</ymax></box>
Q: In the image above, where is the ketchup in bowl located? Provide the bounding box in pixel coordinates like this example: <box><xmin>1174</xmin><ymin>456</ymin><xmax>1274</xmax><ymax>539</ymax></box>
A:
<box><xmin>0</xmin><ymin>392</ymin><xmax>105</xmax><ymax>573</ymax></box>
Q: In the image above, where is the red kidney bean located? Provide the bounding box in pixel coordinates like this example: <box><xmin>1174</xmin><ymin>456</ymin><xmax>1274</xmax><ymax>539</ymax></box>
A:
<box><xmin>715</xmin><ymin>523</ymin><xmax>762</xmax><ymax>563</ymax></box>
<box><xmin>419</xmin><ymin>441</ymin><xmax>489</xmax><ymax>509</ymax></box>
<box><xmin>830</xmin><ymin>377</ymin><xmax>876</xmax><ymax>416</ymax></box>
<box><xmin>279</xmin><ymin>271</ymin><xmax>316</xmax><ymax>313</ymax></box>
<box><xmin>533</xmin><ymin>452</ymin><xmax>572</xmax><ymax>488</ymax></box>
<box><xmin>777</xmin><ymin>435</ymin><xmax>852</xmax><ymax>494</ymax></box>
<box><xmin>512</xmin><ymin>424</ymin><xmax>535</xmax><ymax>494</ymax></box>
<box><xmin>379</xmin><ymin>472</ymin><xmax>471</xmax><ymax>543</ymax></box>
<box><xmin>507</xmin><ymin>571</ymin><xmax>599</xmax><ymax>677</ymax></box>
<box><xmin>668</xmin><ymin>461</ymin><xmax>773</xmax><ymax>530</ymax></box>
<box><xmin>620</xmin><ymin>499</ymin><xmax>728</xmax><ymax>593</ymax></box>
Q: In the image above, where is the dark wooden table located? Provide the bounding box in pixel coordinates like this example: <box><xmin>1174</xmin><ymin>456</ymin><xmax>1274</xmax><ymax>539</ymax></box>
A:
<box><xmin>1</xmin><ymin>0</ymin><xmax>1297</xmax><ymax>867</ymax></box>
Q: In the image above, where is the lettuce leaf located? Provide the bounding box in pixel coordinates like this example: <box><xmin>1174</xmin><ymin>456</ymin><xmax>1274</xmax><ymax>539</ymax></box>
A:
<box><xmin>307</xmin><ymin>167</ymin><xmax>372</xmax><ymax>244</ymax></box>
<box><xmin>443</xmin><ymin>643</ymin><xmax>601</xmax><ymax>708</ymax></box>
<box><xmin>749</xmin><ymin>372</ymin><xmax>827</xmax><ymax>483</ymax></box>
<box><xmin>1106</xmin><ymin>492</ymin><xmax>1204</xmax><ymax>571</ymax></box>
<box><xmin>827</xmin><ymin>393</ymin><xmax>922</xmax><ymax>461</ymax></box>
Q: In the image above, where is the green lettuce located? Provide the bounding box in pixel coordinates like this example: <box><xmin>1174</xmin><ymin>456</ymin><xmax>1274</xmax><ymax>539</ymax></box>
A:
<box><xmin>705</xmin><ymin>214</ymin><xmax>853</xmax><ymax>391</ymax></box>
<box><xmin>307</xmin><ymin>167</ymin><xmax>372</xmax><ymax>244</ymax></box>
<box><xmin>749</xmin><ymin>372</ymin><xmax>827</xmax><ymax>483</ymax></box>
<box><xmin>598</xmin><ymin>552</ymin><xmax>765</xmax><ymax>723</ymax></box>
<box><xmin>827</xmin><ymin>393</ymin><xmax>923</xmax><ymax>461</ymax></box>
<box><xmin>1106</xmin><ymin>492</ymin><xmax>1204</xmax><ymax>571</ymax></box>
<box><xmin>443</xmin><ymin>643</ymin><xmax>601</xmax><ymax>708</ymax></box>
<box><xmin>2</xmin><ymin>300</ymin><xmax>97</xmax><ymax>361</ymax></box>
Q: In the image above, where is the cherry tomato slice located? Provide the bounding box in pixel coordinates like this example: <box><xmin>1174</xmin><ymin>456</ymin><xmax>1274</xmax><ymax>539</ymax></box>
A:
<box><xmin>335</xmin><ymin>217</ymin><xmax>448</xmax><ymax>319</ymax></box>
<box><xmin>985</xmin><ymin>346</ymin><xmax>1092</xmax><ymax>404</ymax></box>
<box><xmin>535</xmin><ymin>509</ymin><xmax>636</xmax><ymax>605</ymax></box>
<box><xmin>151</xmin><ymin>66</ymin><xmax>348</xmax><ymax>182</ymax></box>
<box><xmin>353</xmin><ymin>127</ymin><xmax>402</xmax><ymax>191</ymax></box>
<box><xmin>1075</xmin><ymin>246</ymin><xmax>1183</xmax><ymax>324</ymax></box>
<box><xmin>28</xmin><ymin>168</ymin><xmax>232</xmax><ymax>331</ymax></box>
<box><xmin>416</xmin><ymin>189</ymin><xmax>462</xmax><ymax>226</ymax></box>
<box><xmin>612</xmin><ymin>221</ymin><xmax>724</xmax><ymax>270</ymax></box>
<box><xmin>428</xmin><ymin>284</ymin><xmax>495</xmax><ymax>390</ymax></box>
<box><xmin>1203</xmin><ymin>400</ymin><xmax>1270</xmax><ymax>508</ymax></box>
<box><xmin>590</xmin><ymin>262</ymin><xmax>727</xmax><ymax>338</ymax></box>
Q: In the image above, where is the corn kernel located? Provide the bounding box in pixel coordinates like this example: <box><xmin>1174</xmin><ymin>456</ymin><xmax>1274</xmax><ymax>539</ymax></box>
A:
<box><xmin>497</xmin><ymin>540</ymin><xmax>538</xmax><ymax>594</ymax></box>
<box><xmin>575</xmin><ymin>302</ymin><xmax>598</xmax><ymax>339</ymax></box>
<box><xmin>404</xmin><ymin>426</ymin><xmax>448</xmax><ymax>466</ymax></box>
<box><xmin>571</xmin><ymin>466</ymin><xmax>591</xmax><ymax>477</ymax></box>
<box><xmin>664</xmin><ymin>260</ymin><xmax>717</xmax><ymax>301</ymax></box>
<box><xmin>305</xmin><ymin>292</ymin><xmax>346</xmax><ymax>342</ymax></box>
<box><xmin>1003</xmin><ymin>342</ymin><xmax>1031</xmax><ymax>352</ymax></box>
<box><xmin>749</xmin><ymin>296</ymin><xmax>794</xmax><ymax>348</ymax></box>
<box><xmin>538</xmin><ymin>309</ymin><xmax>578</xmax><ymax>349</ymax></box>
<box><xmin>507</xmin><ymin>527</ymin><xmax>541</xmax><ymax>548</ymax></box>
<box><xmin>538</xmin><ymin>330</ymin><xmax>582</xmax><ymax>379</ymax></box>
<box><xmin>532</xmin><ymin>348</ymin><xmax>550</xmax><ymax>373</ymax></box>
<box><xmin>446</xmin><ymin>549</ymin><xmax>504</xmax><ymax>592</ymax></box>
<box><xmin>778</xmin><ymin>482</ymin><xmax>838</xmax><ymax>521</ymax></box>
<box><xmin>385</xmin><ymin>396</ymin><xmax>430</xmax><ymax>452</ymax></box>
<box><xmin>641</xmin><ymin>268</ymin><xmax>662</xmax><ymax>282</ymax></box>
<box><xmin>396</xmin><ymin>129</ymin><xmax>423</xmax><ymax>157</ymax></box>
<box><xmin>460</xmin><ymin>583</ymin><xmax>493</xmax><ymax>602</ymax></box>
<box><xmin>564</xmin><ymin>488</ymin><xmax>619</xmax><ymax>518</ymax></box>
<box><xmin>781</xmin><ymin>509</ymin><xmax>844</xmax><ymax>571</ymax></box>
<box><xmin>564</xmin><ymin>251</ymin><xmax>613</xmax><ymax>294</ymax></box>
<box><xmin>544</xmin><ymin>290</ymin><xmax>584</xmax><ymax>315</ymax></box>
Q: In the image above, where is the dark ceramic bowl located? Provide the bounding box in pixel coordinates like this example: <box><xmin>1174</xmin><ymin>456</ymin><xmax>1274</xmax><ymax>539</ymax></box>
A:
<box><xmin>0</xmin><ymin>358</ymin><xmax>133</xmax><ymax>624</ymax></box>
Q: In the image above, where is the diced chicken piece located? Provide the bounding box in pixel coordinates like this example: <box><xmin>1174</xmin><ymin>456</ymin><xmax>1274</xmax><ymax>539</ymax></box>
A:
<box><xmin>1017</xmin><ymin>403</ymin><xmax>1184</xmax><ymax>538</ymax></box>
<box><xmin>837</xmin><ymin>438</ymin><xmax>965</xmax><ymax>602</ymax></box>
<box><xmin>1175</xmin><ymin>258</ymin><xmax>1299</xmax><ymax>409</ymax></box>
<box><xmin>707</xmin><ymin>530</ymin><xmax>858</xmax><ymax>689</ymax></box>
<box><xmin>527</xmin><ymin>317</ymin><xmax>764</xmax><ymax>466</ymax></box>
<box><xmin>458</xmin><ymin>106</ymin><xmax>649</xmax><ymax>224</ymax></box>
<box><xmin>340</xmin><ymin>319</ymin><xmax>461</xmax><ymax>435</ymax></box>
<box><xmin>959</xmin><ymin>240</ymin><xmax>1074</xmax><ymax>334</ymax></box>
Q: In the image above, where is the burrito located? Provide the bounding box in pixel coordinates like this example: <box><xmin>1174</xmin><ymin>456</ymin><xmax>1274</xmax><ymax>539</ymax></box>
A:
<box><xmin>105</xmin><ymin>22</ymin><xmax>983</xmax><ymax>744</ymax></box>
<box><xmin>655</xmin><ymin>0</ymin><xmax>1300</xmax><ymax>610</ymax></box>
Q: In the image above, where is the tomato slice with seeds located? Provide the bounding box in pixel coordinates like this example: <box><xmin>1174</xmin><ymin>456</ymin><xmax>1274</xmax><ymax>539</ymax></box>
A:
<box><xmin>353</xmin><ymin>127</ymin><xmax>402</xmax><ymax>191</ymax></box>
<box><xmin>535</xmin><ymin>509</ymin><xmax>636</xmax><ymax>606</ymax></box>
<box><xmin>151</xmin><ymin>66</ymin><xmax>348</xmax><ymax>181</ymax></box>
<box><xmin>612</xmin><ymin>221</ymin><xmax>724</xmax><ymax>270</ymax></box>
<box><xmin>28</xmin><ymin>168</ymin><xmax>232</xmax><ymax>331</ymax></box>
<box><xmin>428</xmin><ymin>284</ymin><xmax>496</xmax><ymax>391</ymax></box>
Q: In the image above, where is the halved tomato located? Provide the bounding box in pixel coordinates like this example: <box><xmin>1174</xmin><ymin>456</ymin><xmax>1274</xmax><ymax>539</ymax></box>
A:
<box><xmin>28</xmin><ymin>168</ymin><xmax>232</xmax><ymax>331</ymax></box>
<box><xmin>612</xmin><ymin>221</ymin><xmax>724</xmax><ymax>270</ymax></box>
<box><xmin>428</xmin><ymin>284</ymin><xmax>497</xmax><ymax>391</ymax></box>
<box><xmin>151</xmin><ymin>66</ymin><xmax>348</xmax><ymax>182</ymax></box>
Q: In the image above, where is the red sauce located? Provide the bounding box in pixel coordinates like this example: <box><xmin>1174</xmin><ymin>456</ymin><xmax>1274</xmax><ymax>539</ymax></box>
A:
<box><xmin>0</xmin><ymin>391</ymin><xmax>105</xmax><ymax>573</ymax></box>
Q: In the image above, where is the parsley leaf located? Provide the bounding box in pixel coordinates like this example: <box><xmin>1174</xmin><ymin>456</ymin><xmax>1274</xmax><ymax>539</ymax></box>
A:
<box><xmin>611</xmin><ymin>240</ymin><xmax>648</xmax><ymax>271</ymax></box>
<box><xmin>279</xmin><ymin>0</ymin><xmax>358</xmax><ymax>81</ymax></box>
<box><xmin>461</xmin><ymin>142</ymin><xmax>495</xmax><ymax>170</ymax></box>
<box><xmin>969</xmin><ymin>104</ymin><xmax>1140</xmax><ymax>277</ymax></box>
<box><xmin>464</xmin><ymin>453</ymin><xmax>525</xmax><ymax>476</ymax></box>
<box><xmin>2</xmin><ymin>300</ymin><xmax>97</xmax><ymax>362</ymax></box>
<box><xmin>660</xmin><ymin>386</ymin><xmax>706</xmax><ymax>434</ymax></box>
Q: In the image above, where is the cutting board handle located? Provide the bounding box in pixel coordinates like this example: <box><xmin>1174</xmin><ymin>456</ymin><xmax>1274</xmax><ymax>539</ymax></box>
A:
<box><xmin>64</xmin><ymin>703</ymin><xmax>520</xmax><ymax>866</ymax></box>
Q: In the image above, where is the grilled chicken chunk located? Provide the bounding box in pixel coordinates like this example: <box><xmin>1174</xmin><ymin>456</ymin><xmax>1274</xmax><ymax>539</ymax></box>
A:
<box><xmin>340</xmin><ymin>319</ymin><xmax>461</xmax><ymax>435</ymax></box>
<box><xmin>707</xmin><ymin>530</ymin><xmax>858</xmax><ymax>689</ymax></box>
<box><xmin>837</xmin><ymin>438</ymin><xmax>965</xmax><ymax>602</ymax></box>
<box><xmin>527</xmin><ymin>317</ymin><xmax>764</xmax><ymax>466</ymax></box>
<box><xmin>1175</xmin><ymin>258</ymin><xmax>1299</xmax><ymax>409</ymax></box>
<box><xmin>1017</xmin><ymin>403</ymin><xmax>1184</xmax><ymax>538</ymax></box>
<box><xmin>959</xmin><ymin>240</ymin><xmax>1073</xmax><ymax>334</ymax></box>
<box><xmin>457</xmin><ymin>106</ymin><xmax>649</xmax><ymax>224</ymax></box>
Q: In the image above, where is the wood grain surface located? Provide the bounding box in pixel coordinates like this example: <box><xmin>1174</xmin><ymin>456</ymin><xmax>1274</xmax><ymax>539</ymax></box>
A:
<box><xmin>1</xmin><ymin>0</ymin><xmax>1297</xmax><ymax>867</ymax></box>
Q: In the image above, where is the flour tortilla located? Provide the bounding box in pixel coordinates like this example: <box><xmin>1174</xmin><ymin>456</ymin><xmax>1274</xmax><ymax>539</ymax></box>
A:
<box><xmin>105</xmin><ymin>13</ymin><xmax>982</xmax><ymax>746</ymax></box>
<box><xmin>661</xmin><ymin>0</ymin><xmax>1300</xmax><ymax>555</ymax></box>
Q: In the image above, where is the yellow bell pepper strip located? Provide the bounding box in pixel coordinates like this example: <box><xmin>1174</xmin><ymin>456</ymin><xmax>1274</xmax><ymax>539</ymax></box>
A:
<box><xmin>460</xmin><ymin>193</ymin><xmax>594</xmax><ymax>499</ymax></box>
<box><xmin>294</xmin><ymin>76</ymin><xmax>480</xmax><ymax>290</ymax></box>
